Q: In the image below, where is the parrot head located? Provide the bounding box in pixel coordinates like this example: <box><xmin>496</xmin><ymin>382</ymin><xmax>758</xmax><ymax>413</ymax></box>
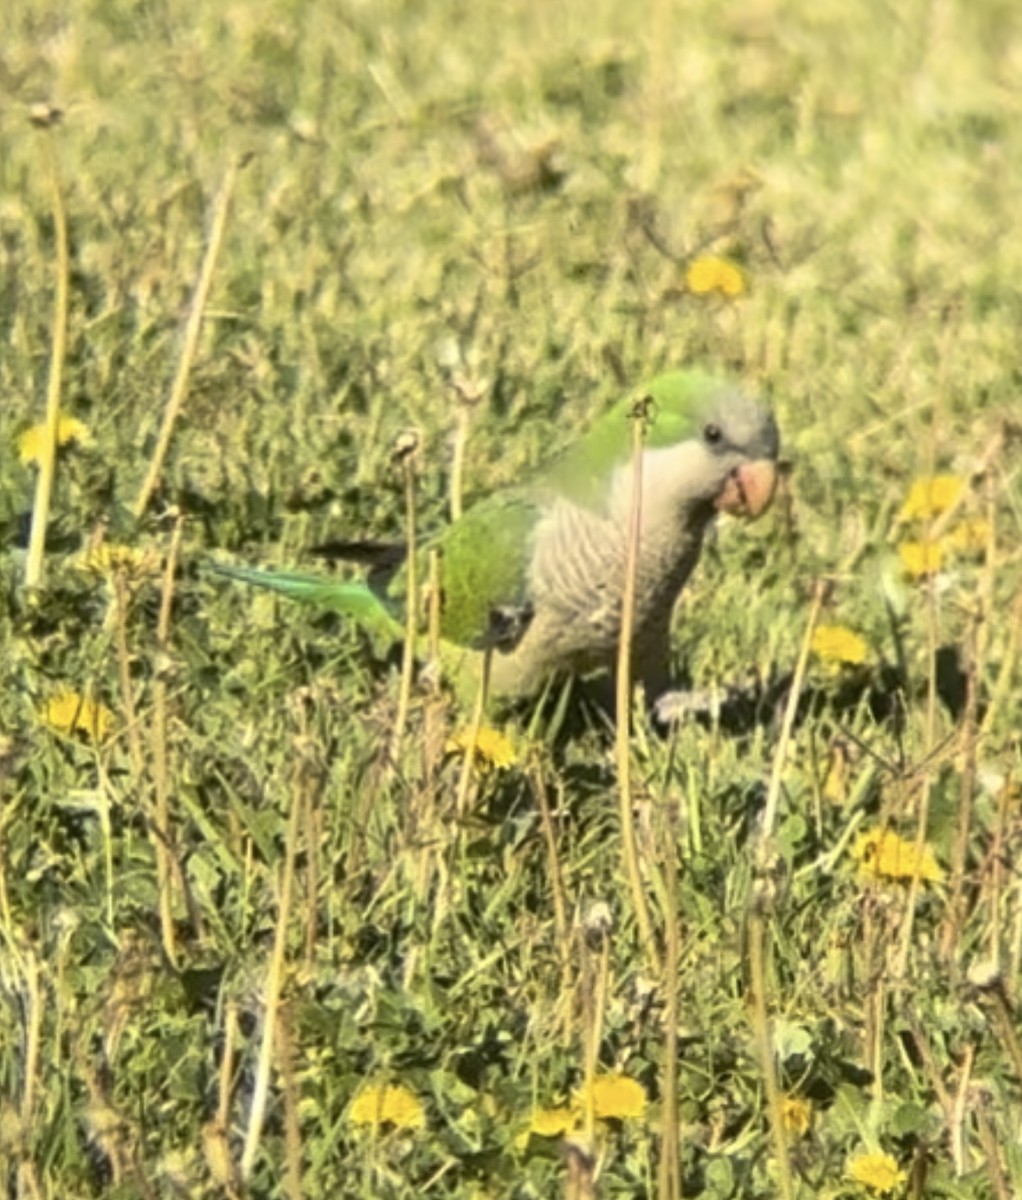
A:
<box><xmin>700</xmin><ymin>390</ymin><xmax>780</xmax><ymax>520</ymax></box>
<box><xmin>630</xmin><ymin>371</ymin><xmax>781</xmax><ymax>527</ymax></box>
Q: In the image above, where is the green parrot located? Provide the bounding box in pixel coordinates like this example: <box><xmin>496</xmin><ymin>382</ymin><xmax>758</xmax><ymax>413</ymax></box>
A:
<box><xmin>213</xmin><ymin>369</ymin><xmax>780</xmax><ymax>700</ymax></box>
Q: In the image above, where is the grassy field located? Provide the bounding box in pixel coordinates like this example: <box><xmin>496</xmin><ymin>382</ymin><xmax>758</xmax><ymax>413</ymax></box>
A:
<box><xmin>2</xmin><ymin>0</ymin><xmax>1022</xmax><ymax>1195</ymax></box>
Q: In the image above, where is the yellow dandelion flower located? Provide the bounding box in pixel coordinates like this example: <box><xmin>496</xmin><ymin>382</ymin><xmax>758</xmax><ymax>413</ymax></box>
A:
<box><xmin>685</xmin><ymin>255</ymin><xmax>746</xmax><ymax>298</ymax></box>
<box><xmin>18</xmin><ymin>417</ymin><xmax>93</xmax><ymax>466</ymax></box>
<box><xmin>528</xmin><ymin>1106</ymin><xmax>575</xmax><ymax>1137</ymax></box>
<box><xmin>946</xmin><ymin>518</ymin><xmax>990</xmax><ymax>554</ymax></box>
<box><xmin>847</xmin><ymin>1151</ymin><xmax>905</xmax><ymax>1194</ymax></box>
<box><xmin>780</xmin><ymin>1094</ymin><xmax>812</xmax><ymax>1136</ymax></box>
<box><xmin>575</xmin><ymin>1074</ymin><xmax>647</xmax><ymax>1120</ymax></box>
<box><xmin>853</xmin><ymin>828</ymin><xmax>943</xmax><ymax>884</ymax></box>
<box><xmin>897</xmin><ymin>539</ymin><xmax>943</xmax><ymax>579</ymax></box>
<box><xmin>39</xmin><ymin>691</ymin><xmax>115</xmax><ymax>743</ymax></box>
<box><xmin>445</xmin><ymin>726</ymin><xmax>517</xmax><ymax>769</ymax></box>
<box><xmin>899</xmin><ymin>474</ymin><xmax>963</xmax><ymax>522</ymax></box>
<box><xmin>811</xmin><ymin>625</ymin><xmax>868</xmax><ymax>667</ymax></box>
<box><xmin>77</xmin><ymin>543</ymin><xmax>162</xmax><ymax>579</ymax></box>
<box><xmin>349</xmin><ymin>1083</ymin><xmax>425</xmax><ymax>1131</ymax></box>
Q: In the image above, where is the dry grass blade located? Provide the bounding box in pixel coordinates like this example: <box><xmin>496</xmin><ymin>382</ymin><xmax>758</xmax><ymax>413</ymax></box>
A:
<box><xmin>748</xmin><ymin>580</ymin><xmax>824</xmax><ymax>1200</ymax></box>
<box><xmin>24</xmin><ymin>124</ymin><xmax>70</xmax><ymax>590</ymax></box>
<box><xmin>657</xmin><ymin>792</ymin><xmax>681</xmax><ymax>1200</ymax></box>
<box><xmin>152</xmin><ymin>513</ymin><xmax>186</xmax><ymax>966</ymax></box>
<box><xmin>240</xmin><ymin>708</ymin><xmax>319</xmax><ymax>1179</ymax></box>
<box><xmin>615</xmin><ymin>396</ymin><xmax>660</xmax><ymax>976</ymax></box>
<box><xmin>133</xmin><ymin>157</ymin><xmax>242</xmax><ymax>520</ymax></box>
<box><xmin>391</xmin><ymin>432</ymin><xmax>420</xmax><ymax>759</ymax></box>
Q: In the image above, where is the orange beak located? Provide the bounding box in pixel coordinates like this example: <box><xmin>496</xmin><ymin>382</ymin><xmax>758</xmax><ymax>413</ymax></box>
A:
<box><xmin>715</xmin><ymin>459</ymin><xmax>778</xmax><ymax>520</ymax></box>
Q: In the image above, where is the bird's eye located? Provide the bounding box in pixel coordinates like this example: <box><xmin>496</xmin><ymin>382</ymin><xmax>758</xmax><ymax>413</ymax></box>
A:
<box><xmin>703</xmin><ymin>422</ymin><xmax>723</xmax><ymax>446</ymax></box>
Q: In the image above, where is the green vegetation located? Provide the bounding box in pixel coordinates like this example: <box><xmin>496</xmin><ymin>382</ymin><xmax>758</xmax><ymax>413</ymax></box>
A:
<box><xmin>2</xmin><ymin>0</ymin><xmax>1020</xmax><ymax>1195</ymax></box>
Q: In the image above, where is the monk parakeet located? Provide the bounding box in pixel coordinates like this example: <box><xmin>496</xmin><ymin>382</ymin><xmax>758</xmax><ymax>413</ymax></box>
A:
<box><xmin>214</xmin><ymin>370</ymin><xmax>780</xmax><ymax>699</ymax></box>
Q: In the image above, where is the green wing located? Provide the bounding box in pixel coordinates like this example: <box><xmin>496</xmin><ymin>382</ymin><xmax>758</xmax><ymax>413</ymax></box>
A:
<box><xmin>387</xmin><ymin>491</ymin><xmax>539</xmax><ymax>649</ymax></box>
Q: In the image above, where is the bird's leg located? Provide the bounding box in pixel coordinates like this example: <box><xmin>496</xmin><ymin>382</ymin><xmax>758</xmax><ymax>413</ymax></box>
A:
<box><xmin>653</xmin><ymin>686</ymin><xmax>732</xmax><ymax>725</ymax></box>
<box><xmin>632</xmin><ymin>626</ymin><xmax>730</xmax><ymax>724</ymax></box>
<box><xmin>629</xmin><ymin>622</ymin><xmax>674</xmax><ymax>709</ymax></box>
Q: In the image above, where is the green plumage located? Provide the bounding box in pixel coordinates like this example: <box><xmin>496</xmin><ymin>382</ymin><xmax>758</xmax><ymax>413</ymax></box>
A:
<box><xmin>213</xmin><ymin>368</ymin><xmax>780</xmax><ymax>698</ymax></box>
<box><xmin>542</xmin><ymin>369</ymin><xmax>712</xmax><ymax>508</ymax></box>
<box><xmin>211</xmin><ymin>564</ymin><xmax>403</xmax><ymax>642</ymax></box>
<box><xmin>417</xmin><ymin>492</ymin><xmax>538</xmax><ymax>648</ymax></box>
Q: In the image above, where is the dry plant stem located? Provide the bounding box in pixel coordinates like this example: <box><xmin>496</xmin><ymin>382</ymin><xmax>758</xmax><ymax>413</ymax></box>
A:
<box><xmin>0</xmin><ymin>809</ymin><xmax>11</xmax><ymax>933</ymax></box>
<box><xmin>985</xmin><ymin>984</ymin><xmax>1022</xmax><ymax>1089</ymax></box>
<box><xmin>152</xmin><ymin>514</ymin><xmax>185</xmax><ymax>967</ymax></box>
<box><xmin>977</xmin><ymin>472</ymin><xmax>995</xmax><ymax>685</ymax></box>
<box><xmin>155</xmin><ymin>514</ymin><xmax>183</xmax><ymax>644</ymax></box>
<box><xmin>940</xmin><ymin>612</ymin><xmax>979</xmax><ymax>964</ymax></box>
<box><xmin>886</xmin><ymin>424</ymin><xmax>1001</xmax><ymax>546</ymax></box>
<box><xmin>747</xmin><ymin>582</ymin><xmax>822</xmax><ymax>1200</ymax></box>
<box><xmin>450</xmin><ymin>405</ymin><xmax>471</xmax><ymax>521</ymax></box>
<box><xmin>113</xmin><ymin>572</ymin><xmax>146</xmax><ymax>778</ymax></box>
<box><xmin>906</xmin><ymin>1146</ymin><xmax>930</xmax><ymax>1200</ymax></box>
<box><xmin>657</xmin><ymin>794</ymin><xmax>681</xmax><ymax>1200</ymax></box>
<box><xmin>615</xmin><ymin>403</ymin><xmax>660</xmax><ymax>975</ymax></box>
<box><xmin>94</xmin><ymin>759</ymin><xmax>116</xmax><ymax>926</ymax></box>
<box><xmin>401</xmin><ymin>566</ymin><xmax>445</xmax><ymax>990</ymax></box>
<box><xmin>110</xmin><ymin>573</ymin><xmax>147</xmax><ymax>923</ymax></box>
<box><xmin>207</xmin><ymin>1002</ymin><xmax>242</xmax><ymax>1199</ymax></box>
<box><xmin>760</xmin><ymin>581</ymin><xmax>824</xmax><ymax>843</ymax></box>
<box><xmin>454</xmin><ymin>646</ymin><xmax>491</xmax><ymax>816</ymax></box>
<box><xmin>303</xmin><ymin>792</ymin><xmax>321</xmax><ymax>968</ymax></box>
<box><xmin>529</xmin><ymin>760</ymin><xmax>569</xmax><ymax>970</ymax></box>
<box><xmin>896</xmin><ymin>571</ymin><xmax>940</xmax><ymax>978</ymax></box>
<box><xmin>15</xmin><ymin>949</ymin><xmax>45</xmax><ymax>1200</ymax></box>
<box><xmin>25</xmin><ymin>130</ymin><xmax>69</xmax><ymax>590</ymax></box>
<box><xmin>904</xmin><ymin>1009</ymin><xmax>953</xmax><ymax>1122</ymax></box>
<box><xmin>582</xmin><ymin>929</ymin><xmax>611</xmax><ymax>1145</ymax></box>
<box><xmin>1011</xmin><ymin>869</ymin><xmax>1022</xmax><ymax>996</ymax></box>
<box><xmin>868</xmin><ymin>978</ymin><xmax>886</xmax><ymax>1109</ymax></box>
<box><xmin>974</xmin><ymin>1103</ymin><xmax>1012</xmax><ymax>1200</ymax></box>
<box><xmin>133</xmin><ymin>157</ymin><xmax>240</xmax><ymax>520</ymax></box>
<box><xmin>17</xmin><ymin>1160</ymin><xmax>42</xmax><ymax>1200</ymax></box>
<box><xmin>19</xmin><ymin>948</ymin><xmax>42</xmax><ymax>1146</ymax></box>
<box><xmin>747</xmin><ymin>912</ymin><xmax>793</xmax><ymax>1200</ymax></box>
<box><xmin>277</xmin><ymin>1003</ymin><xmax>303</xmax><ymax>1200</ymax></box>
<box><xmin>927</xmin><ymin>428</ymin><xmax>1003</xmax><ymax>543</ymax></box>
<box><xmin>847</xmin><ymin>396</ymin><xmax>935</xmax><ymax>447</ymax></box>
<box><xmin>860</xmin><ymin>902</ymin><xmax>880</xmax><ymax>1080</ymax></box>
<box><xmin>980</xmin><ymin>590</ymin><xmax>1022</xmax><ymax>741</ymax></box>
<box><xmin>565</xmin><ymin>1141</ymin><xmax>598</xmax><ymax>1200</ymax></box>
<box><xmin>240</xmin><ymin>741</ymin><xmax>307</xmax><ymax>1179</ymax></box>
<box><xmin>391</xmin><ymin>452</ymin><xmax>418</xmax><ymax>759</ymax></box>
<box><xmin>218</xmin><ymin>1002</ymin><xmax>239</xmax><ymax>1129</ymax></box>
<box><xmin>150</xmin><ymin>705</ymin><xmax>176</xmax><ymax>967</ymax></box>
<box><xmin>989</xmin><ymin>779</ymin><xmax>1011</xmax><ymax>973</ymax></box>
<box><xmin>949</xmin><ymin>1042</ymin><xmax>973</xmax><ymax>1176</ymax></box>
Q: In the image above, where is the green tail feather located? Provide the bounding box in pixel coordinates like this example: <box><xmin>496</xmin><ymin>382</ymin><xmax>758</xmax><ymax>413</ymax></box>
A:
<box><xmin>210</xmin><ymin>563</ymin><xmax>404</xmax><ymax>642</ymax></box>
<box><xmin>211</xmin><ymin>561</ymin><xmax>486</xmax><ymax>700</ymax></box>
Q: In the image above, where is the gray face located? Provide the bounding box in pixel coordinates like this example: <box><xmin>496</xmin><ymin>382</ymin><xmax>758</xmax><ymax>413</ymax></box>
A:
<box><xmin>696</xmin><ymin>387</ymin><xmax>780</xmax><ymax>465</ymax></box>
<box><xmin>615</xmin><ymin>388</ymin><xmax>779</xmax><ymax>524</ymax></box>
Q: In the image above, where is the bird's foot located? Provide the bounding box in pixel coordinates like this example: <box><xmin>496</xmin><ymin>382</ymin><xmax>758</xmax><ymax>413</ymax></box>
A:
<box><xmin>653</xmin><ymin>685</ymin><xmax>736</xmax><ymax>725</ymax></box>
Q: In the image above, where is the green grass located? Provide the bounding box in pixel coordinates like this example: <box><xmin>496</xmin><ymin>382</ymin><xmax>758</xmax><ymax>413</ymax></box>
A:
<box><xmin>2</xmin><ymin>0</ymin><xmax>1022</xmax><ymax>1195</ymax></box>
